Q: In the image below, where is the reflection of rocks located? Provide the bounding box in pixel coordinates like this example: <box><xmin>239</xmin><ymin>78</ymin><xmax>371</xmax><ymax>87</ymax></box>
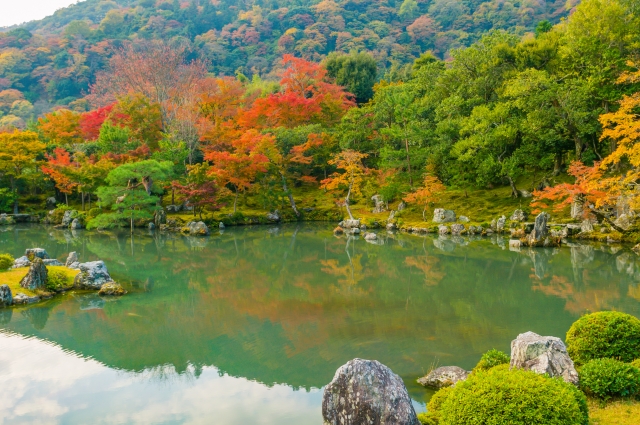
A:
<box><xmin>74</xmin><ymin>261</ymin><xmax>114</xmax><ymax>289</ymax></box>
<box><xmin>0</xmin><ymin>284</ymin><xmax>12</xmax><ymax>307</ymax></box>
<box><xmin>0</xmin><ymin>308</ymin><xmax>12</xmax><ymax>325</ymax></box>
<box><xmin>510</xmin><ymin>331</ymin><xmax>579</xmax><ymax>385</ymax></box>
<box><xmin>433</xmin><ymin>236</ymin><xmax>456</xmax><ymax>252</ymax></box>
<box><xmin>525</xmin><ymin>249</ymin><xmax>552</xmax><ymax>280</ymax></box>
<box><xmin>65</xmin><ymin>252</ymin><xmax>78</xmax><ymax>267</ymax></box>
<box><xmin>74</xmin><ymin>293</ymin><xmax>106</xmax><ymax>310</ymax></box>
<box><xmin>322</xmin><ymin>358</ymin><xmax>418</xmax><ymax>425</ymax></box>
<box><xmin>184</xmin><ymin>235</ymin><xmax>209</xmax><ymax>249</ymax></box>
<box><xmin>21</xmin><ymin>305</ymin><xmax>51</xmax><ymax>330</ymax></box>
<box><xmin>417</xmin><ymin>366</ymin><xmax>470</xmax><ymax>389</ymax></box>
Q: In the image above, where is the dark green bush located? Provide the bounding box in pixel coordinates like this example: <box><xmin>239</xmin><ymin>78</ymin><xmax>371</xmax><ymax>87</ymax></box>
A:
<box><xmin>431</xmin><ymin>365</ymin><xmax>588</xmax><ymax>425</ymax></box>
<box><xmin>579</xmin><ymin>358</ymin><xmax>640</xmax><ymax>400</ymax></box>
<box><xmin>566</xmin><ymin>311</ymin><xmax>640</xmax><ymax>364</ymax></box>
<box><xmin>0</xmin><ymin>253</ymin><xmax>14</xmax><ymax>270</ymax></box>
<box><xmin>473</xmin><ymin>349</ymin><xmax>510</xmax><ymax>372</ymax></box>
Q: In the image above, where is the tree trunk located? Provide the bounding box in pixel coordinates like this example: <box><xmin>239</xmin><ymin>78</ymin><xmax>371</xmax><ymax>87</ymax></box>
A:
<box><xmin>507</xmin><ymin>176</ymin><xmax>519</xmax><ymax>198</ymax></box>
<box><xmin>81</xmin><ymin>191</ymin><xmax>85</xmax><ymax>211</ymax></box>
<box><xmin>553</xmin><ymin>152</ymin><xmax>563</xmax><ymax>176</ymax></box>
<box><xmin>65</xmin><ymin>193</ymin><xmax>68</xmax><ymax>206</ymax></box>
<box><xmin>589</xmin><ymin>206</ymin><xmax>626</xmax><ymax>233</ymax></box>
<box><xmin>422</xmin><ymin>207</ymin><xmax>426</xmax><ymax>221</ymax></box>
<box><xmin>130</xmin><ymin>212</ymin><xmax>134</xmax><ymax>234</ymax></box>
<box><xmin>404</xmin><ymin>137</ymin><xmax>413</xmax><ymax>186</ymax></box>
<box><xmin>10</xmin><ymin>176</ymin><xmax>18</xmax><ymax>214</ymax></box>
<box><xmin>233</xmin><ymin>191</ymin><xmax>238</xmax><ymax>213</ymax></box>
<box><xmin>345</xmin><ymin>184</ymin><xmax>354</xmax><ymax>220</ymax></box>
<box><xmin>574</xmin><ymin>136</ymin><xmax>584</xmax><ymax>160</ymax></box>
<box><xmin>280</xmin><ymin>172</ymin><xmax>300</xmax><ymax>217</ymax></box>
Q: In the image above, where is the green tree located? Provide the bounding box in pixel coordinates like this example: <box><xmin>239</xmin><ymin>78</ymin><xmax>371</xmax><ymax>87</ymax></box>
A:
<box><xmin>324</xmin><ymin>52</ymin><xmax>378</xmax><ymax>104</ymax></box>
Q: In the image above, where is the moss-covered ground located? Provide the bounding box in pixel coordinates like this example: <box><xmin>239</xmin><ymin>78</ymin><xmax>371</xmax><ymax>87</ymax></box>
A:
<box><xmin>0</xmin><ymin>266</ymin><xmax>78</xmax><ymax>297</ymax></box>
<box><xmin>588</xmin><ymin>399</ymin><xmax>640</xmax><ymax>425</ymax></box>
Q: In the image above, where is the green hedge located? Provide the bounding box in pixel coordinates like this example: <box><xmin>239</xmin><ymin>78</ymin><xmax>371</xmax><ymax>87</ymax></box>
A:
<box><xmin>579</xmin><ymin>358</ymin><xmax>640</xmax><ymax>400</ymax></box>
<box><xmin>430</xmin><ymin>365</ymin><xmax>588</xmax><ymax>425</ymax></box>
<box><xmin>566</xmin><ymin>311</ymin><xmax>640</xmax><ymax>365</ymax></box>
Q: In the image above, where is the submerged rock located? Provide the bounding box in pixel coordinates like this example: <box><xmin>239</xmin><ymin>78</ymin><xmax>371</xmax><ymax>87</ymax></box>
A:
<box><xmin>510</xmin><ymin>331</ymin><xmax>579</xmax><ymax>385</ymax></box>
<box><xmin>65</xmin><ymin>252</ymin><xmax>78</xmax><ymax>267</ymax></box>
<box><xmin>417</xmin><ymin>366</ymin><xmax>470</xmax><ymax>389</ymax></box>
<box><xmin>12</xmin><ymin>293</ymin><xmax>39</xmax><ymax>305</ymax></box>
<box><xmin>322</xmin><ymin>358</ymin><xmax>419</xmax><ymax>425</ymax></box>
<box><xmin>19</xmin><ymin>258</ymin><xmax>48</xmax><ymax>290</ymax></box>
<box><xmin>74</xmin><ymin>261</ymin><xmax>114</xmax><ymax>290</ymax></box>
<box><xmin>98</xmin><ymin>282</ymin><xmax>126</xmax><ymax>296</ymax></box>
<box><xmin>0</xmin><ymin>285</ymin><xmax>12</xmax><ymax>307</ymax></box>
<box><xmin>25</xmin><ymin>248</ymin><xmax>49</xmax><ymax>260</ymax></box>
<box><xmin>433</xmin><ymin>208</ymin><xmax>456</xmax><ymax>223</ymax></box>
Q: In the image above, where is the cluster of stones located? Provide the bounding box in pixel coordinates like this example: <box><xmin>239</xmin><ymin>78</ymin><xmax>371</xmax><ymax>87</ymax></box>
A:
<box><xmin>0</xmin><ymin>248</ymin><xmax>126</xmax><ymax>308</ymax></box>
<box><xmin>320</xmin><ymin>331</ymin><xmax>579</xmax><ymax>425</ymax></box>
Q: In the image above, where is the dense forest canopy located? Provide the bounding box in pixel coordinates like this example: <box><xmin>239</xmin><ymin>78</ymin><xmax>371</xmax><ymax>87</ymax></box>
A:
<box><xmin>1</xmin><ymin>0</ymin><xmax>640</xmax><ymax>237</ymax></box>
<box><xmin>0</xmin><ymin>0</ymin><xmax>572</xmax><ymax>116</ymax></box>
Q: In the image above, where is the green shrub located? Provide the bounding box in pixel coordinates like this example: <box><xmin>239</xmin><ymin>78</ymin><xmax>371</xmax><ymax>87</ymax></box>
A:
<box><xmin>46</xmin><ymin>270</ymin><xmax>71</xmax><ymax>292</ymax></box>
<box><xmin>417</xmin><ymin>412</ymin><xmax>438</xmax><ymax>425</ymax></box>
<box><xmin>0</xmin><ymin>253</ymin><xmax>14</xmax><ymax>270</ymax></box>
<box><xmin>566</xmin><ymin>311</ymin><xmax>640</xmax><ymax>364</ymax></box>
<box><xmin>632</xmin><ymin>359</ymin><xmax>640</xmax><ymax>369</ymax></box>
<box><xmin>473</xmin><ymin>349</ymin><xmax>510</xmax><ymax>372</ymax></box>
<box><xmin>431</xmin><ymin>365</ymin><xmax>588</xmax><ymax>425</ymax></box>
<box><xmin>579</xmin><ymin>358</ymin><xmax>640</xmax><ymax>400</ymax></box>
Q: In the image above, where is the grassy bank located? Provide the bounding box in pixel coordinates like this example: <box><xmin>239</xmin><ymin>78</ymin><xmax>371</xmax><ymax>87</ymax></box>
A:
<box><xmin>0</xmin><ymin>266</ymin><xmax>78</xmax><ymax>298</ymax></box>
<box><xmin>589</xmin><ymin>399</ymin><xmax>640</xmax><ymax>425</ymax></box>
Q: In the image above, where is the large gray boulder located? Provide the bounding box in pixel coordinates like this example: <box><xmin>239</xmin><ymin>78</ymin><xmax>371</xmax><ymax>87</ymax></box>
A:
<box><xmin>526</xmin><ymin>212</ymin><xmax>550</xmax><ymax>246</ymax></box>
<box><xmin>322</xmin><ymin>358</ymin><xmax>419</xmax><ymax>425</ymax></box>
<box><xmin>65</xmin><ymin>252</ymin><xmax>79</xmax><ymax>267</ymax></box>
<box><xmin>433</xmin><ymin>208</ymin><xmax>456</xmax><ymax>223</ymax></box>
<box><xmin>510</xmin><ymin>331</ymin><xmax>579</xmax><ymax>385</ymax></box>
<box><xmin>19</xmin><ymin>258</ymin><xmax>48</xmax><ymax>290</ymax></box>
<box><xmin>417</xmin><ymin>366</ymin><xmax>469</xmax><ymax>389</ymax></box>
<box><xmin>339</xmin><ymin>219</ymin><xmax>361</xmax><ymax>229</ymax></box>
<box><xmin>450</xmin><ymin>223</ymin><xmax>465</xmax><ymax>235</ymax></box>
<box><xmin>13</xmin><ymin>256</ymin><xmax>31</xmax><ymax>268</ymax></box>
<box><xmin>184</xmin><ymin>221</ymin><xmax>210</xmax><ymax>236</ymax></box>
<box><xmin>74</xmin><ymin>261</ymin><xmax>114</xmax><ymax>290</ymax></box>
<box><xmin>25</xmin><ymin>248</ymin><xmax>49</xmax><ymax>260</ymax></box>
<box><xmin>0</xmin><ymin>285</ymin><xmax>12</xmax><ymax>307</ymax></box>
<box><xmin>510</xmin><ymin>209</ymin><xmax>527</xmax><ymax>222</ymax></box>
<box><xmin>372</xmin><ymin>195</ymin><xmax>386</xmax><ymax>213</ymax></box>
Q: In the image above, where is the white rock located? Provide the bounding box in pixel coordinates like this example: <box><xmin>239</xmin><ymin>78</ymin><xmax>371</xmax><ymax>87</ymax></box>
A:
<box><xmin>510</xmin><ymin>331</ymin><xmax>579</xmax><ymax>385</ymax></box>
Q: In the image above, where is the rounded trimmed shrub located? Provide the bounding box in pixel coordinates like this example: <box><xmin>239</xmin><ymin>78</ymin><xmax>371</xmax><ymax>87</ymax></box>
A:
<box><xmin>0</xmin><ymin>253</ymin><xmax>13</xmax><ymax>270</ymax></box>
<box><xmin>566</xmin><ymin>311</ymin><xmax>640</xmax><ymax>364</ymax></box>
<box><xmin>579</xmin><ymin>358</ymin><xmax>640</xmax><ymax>400</ymax></box>
<box><xmin>473</xmin><ymin>349</ymin><xmax>510</xmax><ymax>372</ymax></box>
<box><xmin>45</xmin><ymin>270</ymin><xmax>71</xmax><ymax>292</ymax></box>
<box><xmin>432</xmin><ymin>365</ymin><xmax>588</xmax><ymax>425</ymax></box>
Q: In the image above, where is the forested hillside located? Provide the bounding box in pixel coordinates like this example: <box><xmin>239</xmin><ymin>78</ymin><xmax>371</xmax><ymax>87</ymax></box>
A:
<box><xmin>0</xmin><ymin>0</ymin><xmax>571</xmax><ymax>121</ymax></box>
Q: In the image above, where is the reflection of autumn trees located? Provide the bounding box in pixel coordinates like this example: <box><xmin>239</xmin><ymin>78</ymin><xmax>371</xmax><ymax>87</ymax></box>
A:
<box><xmin>404</xmin><ymin>255</ymin><xmax>445</xmax><ymax>286</ymax></box>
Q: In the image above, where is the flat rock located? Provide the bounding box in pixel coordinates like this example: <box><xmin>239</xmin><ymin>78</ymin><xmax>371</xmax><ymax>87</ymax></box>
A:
<box><xmin>13</xmin><ymin>256</ymin><xmax>31</xmax><ymax>268</ymax></box>
<box><xmin>322</xmin><ymin>358</ymin><xmax>419</xmax><ymax>425</ymax></box>
<box><xmin>74</xmin><ymin>261</ymin><xmax>114</xmax><ymax>290</ymax></box>
<box><xmin>417</xmin><ymin>366</ymin><xmax>470</xmax><ymax>389</ymax></box>
<box><xmin>510</xmin><ymin>331</ymin><xmax>579</xmax><ymax>385</ymax></box>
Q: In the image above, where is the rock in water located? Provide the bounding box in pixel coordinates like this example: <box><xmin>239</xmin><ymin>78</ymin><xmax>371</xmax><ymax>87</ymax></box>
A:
<box><xmin>526</xmin><ymin>212</ymin><xmax>550</xmax><ymax>246</ymax></box>
<box><xmin>433</xmin><ymin>208</ymin><xmax>456</xmax><ymax>223</ymax></box>
<box><xmin>322</xmin><ymin>358</ymin><xmax>419</xmax><ymax>425</ymax></box>
<box><xmin>25</xmin><ymin>248</ymin><xmax>49</xmax><ymax>260</ymax></box>
<box><xmin>364</xmin><ymin>232</ymin><xmax>378</xmax><ymax>241</ymax></box>
<box><xmin>0</xmin><ymin>285</ymin><xmax>12</xmax><ymax>307</ymax></box>
<box><xmin>61</xmin><ymin>210</ymin><xmax>76</xmax><ymax>226</ymax></box>
<box><xmin>219</xmin><ymin>222</ymin><xmax>225</xmax><ymax>229</ymax></box>
<box><xmin>19</xmin><ymin>258</ymin><xmax>48</xmax><ymax>290</ymax></box>
<box><xmin>450</xmin><ymin>224</ymin><xmax>465</xmax><ymax>235</ymax></box>
<box><xmin>185</xmin><ymin>221</ymin><xmax>210</xmax><ymax>236</ymax></box>
<box><xmin>510</xmin><ymin>331</ymin><xmax>579</xmax><ymax>385</ymax></box>
<box><xmin>65</xmin><ymin>252</ymin><xmax>78</xmax><ymax>267</ymax></box>
<box><xmin>74</xmin><ymin>261</ymin><xmax>114</xmax><ymax>290</ymax></box>
<box><xmin>98</xmin><ymin>282</ymin><xmax>126</xmax><ymax>296</ymax></box>
<box><xmin>417</xmin><ymin>366</ymin><xmax>469</xmax><ymax>389</ymax></box>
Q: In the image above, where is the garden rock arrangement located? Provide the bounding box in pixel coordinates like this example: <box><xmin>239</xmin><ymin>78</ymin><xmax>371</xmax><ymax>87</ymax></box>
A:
<box><xmin>182</xmin><ymin>221</ymin><xmax>210</xmax><ymax>236</ymax></box>
<box><xmin>433</xmin><ymin>208</ymin><xmax>456</xmax><ymax>223</ymax></box>
<box><xmin>322</xmin><ymin>358</ymin><xmax>419</xmax><ymax>425</ymax></box>
<box><xmin>19</xmin><ymin>258</ymin><xmax>48</xmax><ymax>290</ymax></box>
<box><xmin>0</xmin><ymin>285</ymin><xmax>12</xmax><ymax>307</ymax></box>
<box><xmin>74</xmin><ymin>261</ymin><xmax>115</xmax><ymax>290</ymax></box>
<box><xmin>417</xmin><ymin>366</ymin><xmax>470</xmax><ymax>389</ymax></box>
<box><xmin>510</xmin><ymin>331</ymin><xmax>579</xmax><ymax>385</ymax></box>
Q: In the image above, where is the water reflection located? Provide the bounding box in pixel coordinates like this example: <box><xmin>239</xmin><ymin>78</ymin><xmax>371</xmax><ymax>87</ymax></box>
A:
<box><xmin>0</xmin><ymin>224</ymin><xmax>639</xmax><ymax>421</ymax></box>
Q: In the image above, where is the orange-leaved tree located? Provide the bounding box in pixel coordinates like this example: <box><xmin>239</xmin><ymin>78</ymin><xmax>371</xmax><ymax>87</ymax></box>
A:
<box><xmin>321</xmin><ymin>150</ymin><xmax>369</xmax><ymax>220</ymax></box>
<box><xmin>41</xmin><ymin>147</ymin><xmax>80</xmax><ymax>205</ymax></box>
<box><xmin>404</xmin><ymin>165</ymin><xmax>446</xmax><ymax>221</ymax></box>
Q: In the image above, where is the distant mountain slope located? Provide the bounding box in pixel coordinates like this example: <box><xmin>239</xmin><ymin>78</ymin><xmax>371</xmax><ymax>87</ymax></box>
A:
<box><xmin>0</xmin><ymin>0</ymin><xmax>572</xmax><ymax>122</ymax></box>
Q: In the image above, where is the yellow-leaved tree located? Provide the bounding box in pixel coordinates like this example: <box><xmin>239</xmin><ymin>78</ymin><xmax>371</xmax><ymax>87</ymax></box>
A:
<box><xmin>0</xmin><ymin>130</ymin><xmax>46</xmax><ymax>213</ymax></box>
<box><xmin>404</xmin><ymin>165</ymin><xmax>446</xmax><ymax>221</ymax></box>
<box><xmin>321</xmin><ymin>150</ymin><xmax>369</xmax><ymax>220</ymax></box>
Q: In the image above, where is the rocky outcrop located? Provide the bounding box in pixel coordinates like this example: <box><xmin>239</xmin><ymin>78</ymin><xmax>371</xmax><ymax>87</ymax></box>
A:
<box><xmin>417</xmin><ymin>366</ymin><xmax>470</xmax><ymax>389</ymax></box>
<box><xmin>74</xmin><ymin>261</ymin><xmax>114</xmax><ymax>290</ymax></box>
<box><xmin>322</xmin><ymin>358</ymin><xmax>419</xmax><ymax>425</ymax></box>
<box><xmin>433</xmin><ymin>208</ymin><xmax>456</xmax><ymax>223</ymax></box>
<box><xmin>510</xmin><ymin>209</ymin><xmax>527</xmax><ymax>222</ymax></box>
<box><xmin>184</xmin><ymin>221</ymin><xmax>210</xmax><ymax>236</ymax></box>
<box><xmin>372</xmin><ymin>195</ymin><xmax>386</xmax><ymax>213</ymax></box>
<box><xmin>0</xmin><ymin>285</ymin><xmax>12</xmax><ymax>307</ymax></box>
<box><xmin>25</xmin><ymin>248</ymin><xmax>49</xmax><ymax>260</ymax></box>
<box><xmin>13</xmin><ymin>256</ymin><xmax>31</xmax><ymax>268</ymax></box>
<box><xmin>65</xmin><ymin>252</ymin><xmax>79</xmax><ymax>267</ymax></box>
<box><xmin>19</xmin><ymin>258</ymin><xmax>48</xmax><ymax>290</ymax></box>
<box><xmin>510</xmin><ymin>331</ymin><xmax>579</xmax><ymax>385</ymax></box>
<box><xmin>98</xmin><ymin>282</ymin><xmax>126</xmax><ymax>296</ymax></box>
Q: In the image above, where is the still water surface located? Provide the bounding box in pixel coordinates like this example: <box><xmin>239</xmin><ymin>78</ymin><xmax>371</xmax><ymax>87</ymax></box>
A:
<box><xmin>1</xmin><ymin>224</ymin><xmax>640</xmax><ymax>424</ymax></box>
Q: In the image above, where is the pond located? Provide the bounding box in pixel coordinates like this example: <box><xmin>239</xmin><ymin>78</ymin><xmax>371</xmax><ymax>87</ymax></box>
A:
<box><xmin>1</xmin><ymin>224</ymin><xmax>640</xmax><ymax>424</ymax></box>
